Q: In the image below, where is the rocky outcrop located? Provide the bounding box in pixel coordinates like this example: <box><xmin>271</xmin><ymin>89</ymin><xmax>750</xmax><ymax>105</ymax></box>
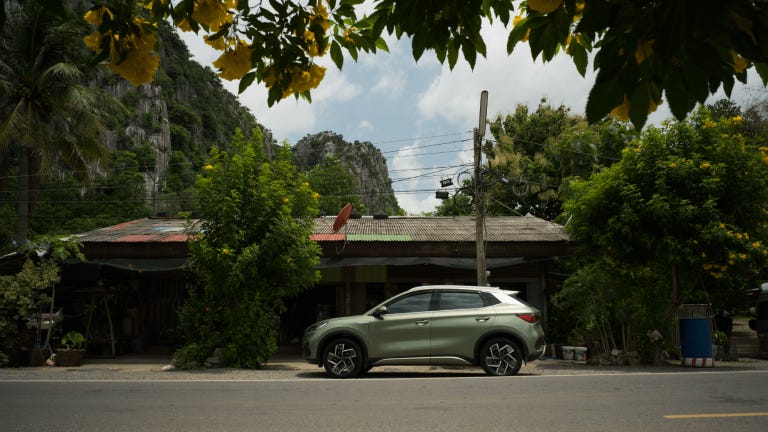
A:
<box><xmin>293</xmin><ymin>132</ymin><xmax>400</xmax><ymax>215</ymax></box>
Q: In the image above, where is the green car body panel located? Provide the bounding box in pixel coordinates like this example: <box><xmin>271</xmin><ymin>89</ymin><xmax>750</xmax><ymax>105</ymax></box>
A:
<box><xmin>303</xmin><ymin>285</ymin><xmax>547</xmax><ymax>377</ymax></box>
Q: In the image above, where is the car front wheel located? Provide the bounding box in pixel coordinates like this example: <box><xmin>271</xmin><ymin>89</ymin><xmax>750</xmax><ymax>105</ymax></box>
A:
<box><xmin>480</xmin><ymin>338</ymin><xmax>523</xmax><ymax>376</ymax></box>
<box><xmin>322</xmin><ymin>338</ymin><xmax>364</xmax><ymax>378</ymax></box>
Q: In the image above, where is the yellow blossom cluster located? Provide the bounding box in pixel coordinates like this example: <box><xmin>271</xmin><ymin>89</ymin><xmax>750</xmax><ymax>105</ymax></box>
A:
<box><xmin>634</xmin><ymin>39</ymin><xmax>655</xmax><ymax>64</ymax></box>
<box><xmin>304</xmin><ymin>1</ymin><xmax>332</xmax><ymax>57</ymax></box>
<box><xmin>264</xmin><ymin>64</ymin><xmax>326</xmax><ymax>98</ymax></box>
<box><xmin>213</xmin><ymin>41</ymin><xmax>254</xmax><ymax>80</ymax></box>
<box><xmin>83</xmin><ymin>7</ymin><xmax>160</xmax><ymax>86</ymax></box>
<box><xmin>186</xmin><ymin>0</ymin><xmax>236</xmax><ymax>32</ymax></box>
<box><xmin>610</xmin><ymin>94</ymin><xmax>659</xmax><ymax>122</ymax></box>
<box><xmin>513</xmin><ymin>15</ymin><xmax>530</xmax><ymax>42</ymax></box>
<box><xmin>528</xmin><ymin>0</ymin><xmax>563</xmax><ymax>14</ymax></box>
<box><xmin>730</xmin><ymin>50</ymin><xmax>748</xmax><ymax>73</ymax></box>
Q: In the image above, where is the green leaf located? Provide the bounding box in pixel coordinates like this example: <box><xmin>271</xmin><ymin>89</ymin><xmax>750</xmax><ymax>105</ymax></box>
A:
<box><xmin>375</xmin><ymin>37</ymin><xmax>389</xmax><ymax>52</ymax></box>
<box><xmin>586</xmin><ymin>77</ymin><xmax>622</xmax><ymax>123</ymax></box>
<box><xmin>568</xmin><ymin>40</ymin><xmax>588</xmax><ymax>76</ymax></box>
<box><xmin>447</xmin><ymin>40</ymin><xmax>459</xmax><ymax>69</ymax></box>
<box><xmin>756</xmin><ymin>62</ymin><xmax>768</xmax><ymax>85</ymax></box>
<box><xmin>665</xmin><ymin>71</ymin><xmax>690</xmax><ymax>121</ymax></box>
<box><xmin>628</xmin><ymin>85</ymin><xmax>650</xmax><ymax>129</ymax></box>
<box><xmin>462</xmin><ymin>40</ymin><xmax>477</xmax><ymax>69</ymax></box>
<box><xmin>506</xmin><ymin>19</ymin><xmax>529</xmax><ymax>54</ymax></box>
<box><xmin>330</xmin><ymin>41</ymin><xmax>344</xmax><ymax>69</ymax></box>
<box><xmin>412</xmin><ymin>31</ymin><xmax>427</xmax><ymax>62</ymax></box>
<box><xmin>238</xmin><ymin>72</ymin><xmax>256</xmax><ymax>94</ymax></box>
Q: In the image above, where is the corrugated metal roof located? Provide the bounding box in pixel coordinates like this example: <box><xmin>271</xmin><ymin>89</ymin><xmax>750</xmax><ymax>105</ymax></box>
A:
<box><xmin>72</xmin><ymin>218</ymin><xmax>198</xmax><ymax>243</ymax></box>
<box><xmin>72</xmin><ymin>215</ymin><xmax>568</xmax><ymax>244</ymax></box>
<box><xmin>315</xmin><ymin>215</ymin><xmax>567</xmax><ymax>243</ymax></box>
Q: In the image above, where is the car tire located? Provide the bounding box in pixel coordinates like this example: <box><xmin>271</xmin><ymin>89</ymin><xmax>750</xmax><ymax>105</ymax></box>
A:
<box><xmin>480</xmin><ymin>338</ymin><xmax>523</xmax><ymax>376</ymax></box>
<box><xmin>322</xmin><ymin>338</ymin><xmax>364</xmax><ymax>378</ymax></box>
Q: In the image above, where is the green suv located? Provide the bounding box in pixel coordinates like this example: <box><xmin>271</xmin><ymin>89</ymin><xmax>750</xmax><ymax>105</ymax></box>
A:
<box><xmin>302</xmin><ymin>285</ymin><xmax>546</xmax><ymax>378</ymax></box>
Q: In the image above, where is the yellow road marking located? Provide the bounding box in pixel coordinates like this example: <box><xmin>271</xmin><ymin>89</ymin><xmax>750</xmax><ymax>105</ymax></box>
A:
<box><xmin>665</xmin><ymin>412</ymin><xmax>768</xmax><ymax>419</ymax></box>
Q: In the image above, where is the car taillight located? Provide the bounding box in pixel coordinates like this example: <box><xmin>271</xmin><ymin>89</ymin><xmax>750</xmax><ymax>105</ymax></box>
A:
<box><xmin>516</xmin><ymin>314</ymin><xmax>539</xmax><ymax>323</ymax></box>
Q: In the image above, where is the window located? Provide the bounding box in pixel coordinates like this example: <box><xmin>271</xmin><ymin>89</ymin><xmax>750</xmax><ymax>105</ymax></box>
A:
<box><xmin>438</xmin><ymin>291</ymin><xmax>485</xmax><ymax>311</ymax></box>
<box><xmin>386</xmin><ymin>292</ymin><xmax>433</xmax><ymax>314</ymax></box>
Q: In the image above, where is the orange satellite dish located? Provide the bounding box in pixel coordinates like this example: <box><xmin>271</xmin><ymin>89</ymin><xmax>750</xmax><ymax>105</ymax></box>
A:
<box><xmin>333</xmin><ymin>203</ymin><xmax>353</xmax><ymax>232</ymax></box>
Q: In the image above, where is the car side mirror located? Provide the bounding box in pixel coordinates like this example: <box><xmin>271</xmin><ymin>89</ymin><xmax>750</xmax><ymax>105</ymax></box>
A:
<box><xmin>749</xmin><ymin>319</ymin><xmax>757</xmax><ymax>331</ymax></box>
<box><xmin>373</xmin><ymin>306</ymin><xmax>388</xmax><ymax>319</ymax></box>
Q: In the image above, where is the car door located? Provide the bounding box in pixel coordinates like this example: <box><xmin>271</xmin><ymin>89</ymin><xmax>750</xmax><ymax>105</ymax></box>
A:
<box><xmin>429</xmin><ymin>290</ymin><xmax>496</xmax><ymax>361</ymax></box>
<box><xmin>368</xmin><ymin>291</ymin><xmax>434</xmax><ymax>360</ymax></box>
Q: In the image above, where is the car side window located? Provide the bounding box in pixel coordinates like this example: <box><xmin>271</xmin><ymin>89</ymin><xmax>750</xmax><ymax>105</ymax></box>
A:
<box><xmin>386</xmin><ymin>292</ymin><xmax>433</xmax><ymax>314</ymax></box>
<box><xmin>438</xmin><ymin>292</ymin><xmax>486</xmax><ymax>311</ymax></box>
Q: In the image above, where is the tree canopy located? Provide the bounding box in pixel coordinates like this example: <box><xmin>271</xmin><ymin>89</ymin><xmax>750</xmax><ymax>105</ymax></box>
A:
<box><xmin>68</xmin><ymin>0</ymin><xmax>768</xmax><ymax>129</ymax></box>
<box><xmin>553</xmin><ymin>105</ymin><xmax>768</xmax><ymax>359</ymax></box>
<box><xmin>178</xmin><ymin>127</ymin><xmax>321</xmax><ymax>368</ymax></box>
<box><xmin>0</xmin><ymin>0</ymin><xmax>119</xmax><ymax>249</ymax></box>
<box><xmin>564</xmin><ymin>106</ymin><xmax>768</xmax><ymax>321</ymax></box>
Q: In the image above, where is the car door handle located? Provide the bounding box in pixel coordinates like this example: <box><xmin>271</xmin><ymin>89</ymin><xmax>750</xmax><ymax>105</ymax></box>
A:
<box><xmin>475</xmin><ymin>316</ymin><xmax>491</xmax><ymax>322</ymax></box>
<box><xmin>415</xmin><ymin>320</ymin><xmax>429</xmax><ymax>326</ymax></box>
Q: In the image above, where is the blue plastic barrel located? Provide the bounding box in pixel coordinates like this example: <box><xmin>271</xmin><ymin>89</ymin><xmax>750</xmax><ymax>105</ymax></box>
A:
<box><xmin>680</xmin><ymin>318</ymin><xmax>713</xmax><ymax>366</ymax></box>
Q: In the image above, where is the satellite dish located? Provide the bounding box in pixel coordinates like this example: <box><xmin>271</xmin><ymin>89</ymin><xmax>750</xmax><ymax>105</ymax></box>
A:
<box><xmin>332</xmin><ymin>203</ymin><xmax>353</xmax><ymax>233</ymax></box>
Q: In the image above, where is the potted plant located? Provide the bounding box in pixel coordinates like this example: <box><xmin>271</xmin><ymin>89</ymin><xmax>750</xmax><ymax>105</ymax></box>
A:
<box><xmin>55</xmin><ymin>331</ymin><xmax>85</xmax><ymax>367</ymax></box>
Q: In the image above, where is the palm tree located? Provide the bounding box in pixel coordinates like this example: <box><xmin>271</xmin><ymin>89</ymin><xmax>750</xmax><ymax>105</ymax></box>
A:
<box><xmin>0</xmin><ymin>0</ymin><xmax>119</xmax><ymax>250</ymax></box>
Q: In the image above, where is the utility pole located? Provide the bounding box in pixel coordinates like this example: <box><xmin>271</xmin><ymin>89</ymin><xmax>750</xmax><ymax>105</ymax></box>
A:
<box><xmin>475</xmin><ymin>90</ymin><xmax>488</xmax><ymax>286</ymax></box>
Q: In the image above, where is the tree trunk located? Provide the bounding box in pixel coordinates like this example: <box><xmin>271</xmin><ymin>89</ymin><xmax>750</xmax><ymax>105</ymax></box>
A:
<box><xmin>14</xmin><ymin>147</ymin><xmax>40</xmax><ymax>249</ymax></box>
<box><xmin>14</xmin><ymin>148</ymin><xmax>30</xmax><ymax>249</ymax></box>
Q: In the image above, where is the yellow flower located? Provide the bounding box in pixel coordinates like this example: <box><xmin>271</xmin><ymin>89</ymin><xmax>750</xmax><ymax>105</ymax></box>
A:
<box><xmin>732</xmin><ymin>115</ymin><xmax>743</xmax><ymax>124</ymax></box>
<box><xmin>205</xmin><ymin>34</ymin><xmax>234</xmax><ymax>51</ymax></box>
<box><xmin>610</xmin><ymin>94</ymin><xmax>659</xmax><ymax>121</ymax></box>
<box><xmin>739</xmin><ymin>253</ymin><xmax>747</xmax><ymax>260</ymax></box>
<box><xmin>753</xmin><ymin>241</ymin><xmax>762</xmax><ymax>249</ymax></box>
<box><xmin>700</xmin><ymin>162</ymin><xmax>710</xmax><ymax>169</ymax></box>
<box><xmin>193</xmin><ymin>0</ymin><xmax>236</xmax><ymax>32</ymax></box>
<box><xmin>84</xmin><ymin>6</ymin><xmax>113</xmax><ymax>26</ymax></box>
<box><xmin>610</xmin><ymin>97</ymin><xmax>631</xmax><ymax>121</ymax></box>
<box><xmin>730</xmin><ymin>50</ymin><xmax>747</xmax><ymax>73</ymax></box>
<box><xmin>213</xmin><ymin>42</ymin><xmax>253</xmax><ymax>81</ymax></box>
<box><xmin>634</xmin><ymin>39</ymin><xmax>654</xmax><ymax>64</ymax></box>
<box><xmin>528</xmin><ymin>0</ymin><xmax>563</xmax><ymax>14</ymax></box>
<box><xmin>513</xmin><ymin>15</ymin><xmax>530</xmax><ymax>42</ymax></box>
<box><xmin>107</xmin><ymin>28</ymin><xmax>160</xmax><ymax>86</ymax></box>
<box><xmin>177</xmin><ymin>18</ymin><xmax>193</xmax><ymax>32</ymax></box>
<box><xmin>83</xmin><ymin>32</ymin><xmax>102</xmax><ymax>52</ymax></box>
<box><xmin>204</xmin><ymin>164</ymin><xmax>214</xmax><ymax>171</ymax></box>
<box><xmin>719</xmin><ymin>223</ymin><xmax>725</xmax><ymax>229</ymax></box>
<box><xmin>222</xmin><ymin>248</ymin><xmax>230</xmax><ymax>254</ymax></box>
<box><xmin>283</xmin><ymin>197</ymin><xmax>290</xmax><ymax>203</ymax></box>
<box><xmin>303</xmin><ymin>30</ymin><xmax>328</xmax><ymax>57</ymax></box>
<box><xmin>312</xmin><ymin>192</ymin><xmax>320</xmax><ymax>200</ymax></box>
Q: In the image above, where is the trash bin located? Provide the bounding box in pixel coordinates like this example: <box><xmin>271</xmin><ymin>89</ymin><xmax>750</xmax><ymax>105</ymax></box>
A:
<box><xmin>748</xmin><ymin>283</ymin><xmax>768</xmax><ymax>355</ymax></box>
<box><xmin>678</xmin><ymin>304</ymin><xmax>714</xmax><ymax>367</ymax></box>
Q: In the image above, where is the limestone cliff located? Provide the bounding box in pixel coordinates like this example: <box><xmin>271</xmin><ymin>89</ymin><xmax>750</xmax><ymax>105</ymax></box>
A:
<box><xmin>293</xmin><ymin>132</ymin><xmax>400</xmax><ymax>215</ymax></box>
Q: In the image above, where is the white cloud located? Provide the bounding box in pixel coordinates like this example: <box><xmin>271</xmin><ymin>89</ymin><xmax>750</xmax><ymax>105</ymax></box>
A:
<box><xmin>417</xmin><ymin>21</ymin><xmax>596</xmax><ymax>128</ymax></box>
<box><xmin>174</xmin><ymin>20</ymin><xmax>763</xmax><ymax>215</ymax></box>
<box><xmin>371</xmin><ymin>69</ymin><xmax>406</xmax><ymax>97</ymax></box>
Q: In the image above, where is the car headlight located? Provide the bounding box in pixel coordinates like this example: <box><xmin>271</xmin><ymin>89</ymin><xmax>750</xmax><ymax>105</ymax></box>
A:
<box><xmin>305</xmin><ymin>321</ymin><xmax>329</xmax><ymax>333</ymax></box>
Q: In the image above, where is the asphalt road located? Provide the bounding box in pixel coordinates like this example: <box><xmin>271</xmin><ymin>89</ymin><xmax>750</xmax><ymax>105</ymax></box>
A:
<box><xmin>2</xmin><ymin>368</ymin><xmax>767</xmax><ymax>432</ymax></box>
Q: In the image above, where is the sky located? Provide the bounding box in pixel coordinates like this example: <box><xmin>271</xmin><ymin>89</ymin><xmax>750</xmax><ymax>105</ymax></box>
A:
<box><xmin>178</xmin><ymin>19</ymin><xmax>764</xmax><ymax>216</ymax></box>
